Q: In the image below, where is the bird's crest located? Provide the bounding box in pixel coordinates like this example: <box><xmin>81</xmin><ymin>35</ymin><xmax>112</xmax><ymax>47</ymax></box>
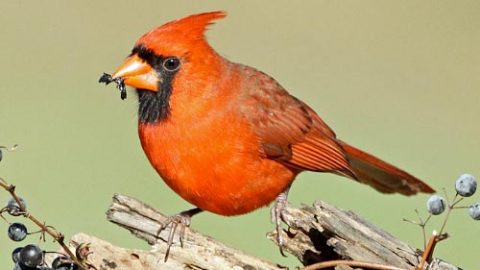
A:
<box><xmin>136</xmin><ymin>11</ymin><xmax>226</xmax><ymax>55</ymax></box>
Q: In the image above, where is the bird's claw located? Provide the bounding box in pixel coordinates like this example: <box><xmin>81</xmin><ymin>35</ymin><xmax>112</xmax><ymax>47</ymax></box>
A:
<box><xmin>156</xmin><ymin>208</ymin><xmax>202</xmax><ymax>262</ymax></box>
<box><xmin>271</xmin><ymin>190</ymin><xmax>290</xmax><ymax>257</ymax></box>
<box><xmin>156</xmin><ymin>213</ymin><xmax>191</xmax><ymax>262</ymax></box>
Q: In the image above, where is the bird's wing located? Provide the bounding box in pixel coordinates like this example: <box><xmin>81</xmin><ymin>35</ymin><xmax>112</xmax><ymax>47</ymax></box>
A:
<box><xmin>237</xmin><ymin>66</ymin><xmax>434</xmax><ymax>195</ymax></box>
<box><xmin>239</xmin><ymin>67</ymin><xmax>353</xmax><ymax>175</ymax></box>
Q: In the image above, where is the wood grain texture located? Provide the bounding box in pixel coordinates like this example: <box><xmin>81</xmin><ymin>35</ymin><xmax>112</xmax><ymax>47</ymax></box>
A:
<box><xmin>49</xmin><ymin>194</ymin><xmax>460</xmax><ymax>270</ymax></box>
<box><xmin>105</xmin><ymin>193</ymin><xmax>282</xmax><ymax>270</ymax></box>
<box><xmin>267</xmin><ymin>200</ymin><xmax>459</xmax><ymax>270</ymax></box>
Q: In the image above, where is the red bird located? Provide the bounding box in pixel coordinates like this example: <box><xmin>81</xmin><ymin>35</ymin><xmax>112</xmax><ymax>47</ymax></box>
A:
<box><xmin>101</xmin><ymin>11</ymin><xmax>434</xmax><ymax>257</ymax></box>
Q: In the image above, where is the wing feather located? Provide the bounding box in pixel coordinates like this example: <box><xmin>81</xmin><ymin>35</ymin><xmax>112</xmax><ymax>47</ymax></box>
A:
<box><xmin>239</xmin><ymin>66</ymin><xmax>352</xmax><ymax>175</ymax></box>
<box><xmin>236</xmin><ymin>65</ymin><xmax>433</xmax><ymax>196</ymax></box>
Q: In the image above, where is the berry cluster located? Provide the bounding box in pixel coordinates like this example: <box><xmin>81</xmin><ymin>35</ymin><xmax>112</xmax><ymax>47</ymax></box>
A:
<box><xmin>426</xmin><ymin>173</ymin><xmax>479</xmax><ymax>220</ymax></box>
<box><xmin>0</xmin><ymin>146</ymin><xmax>91</xmax><ymax>270</ymax></box>
<box><xmin>406</xmin><ymin>173</ymin><xmax>479</xmax><ymax>269</ymax></box>
<box><xmin>3</xmin><ymin>198</ymin><xmax>80</xmax><ymax>270</ymax></box>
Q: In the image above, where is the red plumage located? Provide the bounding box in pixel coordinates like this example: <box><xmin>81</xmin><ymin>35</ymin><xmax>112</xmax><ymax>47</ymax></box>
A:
<box><xmin>106</xmin><ymin>11</ymin><xmax>434</xmax><ymax>216</ymax></box>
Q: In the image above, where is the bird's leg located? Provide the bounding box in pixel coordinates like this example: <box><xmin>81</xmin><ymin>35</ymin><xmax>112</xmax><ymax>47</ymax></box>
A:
<box><xmin>156</xmin><ymin>207</ymin><xmax>203</xmax><ymax>262</ymax></box>
<box><xmin>270</xmin><ymin>186</ymin><xmax>291</xmax><ymax>256</ymax></box>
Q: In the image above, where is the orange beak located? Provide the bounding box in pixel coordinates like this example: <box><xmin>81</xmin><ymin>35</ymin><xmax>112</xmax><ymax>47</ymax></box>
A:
<box><xmin>111</xmin><ymin>54</ymin><xmax>159</xmax><ymax>91</ymax></box>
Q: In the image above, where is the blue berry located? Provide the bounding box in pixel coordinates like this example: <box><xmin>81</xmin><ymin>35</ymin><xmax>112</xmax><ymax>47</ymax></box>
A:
<box><xmin>6</xmin><ymin>197</ymin><xmax>27</xmax><ymax>216</ymax></box>
<box><xmin>469</xmin><ymin>202</ymin><xmax>480</xmax><ymax>220</ymax></box>
<box><xmin>12</xmin><ymin>247</ymin><xmax>23</xmax><ymax>262</ymax></box>
<box><xmin>426</xmin><ymin>195</ymin><xmax>446</xmax><ymax>215</ymax></box>
<box><xmin>19</xmin><ymin>265</ymin><xmax>50</xmax><ymax>270</ymax></box>
<box><xmin>13</xmin><ymin>262</ymin><xmax>38</xmax><ymax>270</ymax></box>
<box><xmin>19</xmin><ymin>244</ymin><xmax>43</xmax><ymax>268</ymax></box>
<box><xmin>52</xmin><ymin>256</ymin><xmax>78</xmax><ymax>270</ymax></box>
<box><xmin>54</xmin><ymin>265</ymin><xmax>76</xmax><ymax>270</ymax></box>
<box><xmin>8</xmin><ymin>223</ymin><xmax>28</xmax><ymax>241</ymax></box>
<box><xmin>455</xmin><ymin>173</ymin><xmax>477</xmax><ymax>197</ymax></box>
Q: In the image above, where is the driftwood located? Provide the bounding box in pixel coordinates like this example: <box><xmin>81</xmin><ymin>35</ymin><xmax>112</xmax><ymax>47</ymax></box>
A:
<box><xmin>57</xmin><ymin>194</ymin><xmax>460</xmax><ymax>270</ymax></box>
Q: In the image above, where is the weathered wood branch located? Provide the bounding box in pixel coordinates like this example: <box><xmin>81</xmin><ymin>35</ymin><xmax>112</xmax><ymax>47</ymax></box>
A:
<box><xmin>105</xmin><ymin>193</ymin><xmax>282</xmax><ymax>269</ymax></box>
<box><xmin>266</xmin><ymin>201</ymin><xmax>459</xmax><ymax>270</ymax></box>
<box><xmin>60</xmin><ymin>194</ymin><xmax>460</xmax><ymax>270</ymax></box>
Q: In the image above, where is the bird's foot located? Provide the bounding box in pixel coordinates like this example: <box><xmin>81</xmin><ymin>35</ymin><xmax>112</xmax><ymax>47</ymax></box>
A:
<box><xmin>156</xmin><ymin>208</ymin><xmax>202</xmax><ymax>262</ymax></box>
<box><xmin>270</xmin><ymin>187</ymin><xmax>290</xmax><ymax>257</ymax></box>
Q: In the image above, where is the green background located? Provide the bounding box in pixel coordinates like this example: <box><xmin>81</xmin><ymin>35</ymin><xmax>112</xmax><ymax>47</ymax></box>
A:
<box><xmin>1</xmin><ymin>1</ymin><xmax>479</xmax><ymax>269</ymax></box>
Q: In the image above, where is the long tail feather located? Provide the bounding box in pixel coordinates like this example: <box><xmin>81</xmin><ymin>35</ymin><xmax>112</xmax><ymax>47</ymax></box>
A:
<box><xmin>338</xmin><ymin>140</ymin><xmax>435</xmax><ymax>196</ymax></box>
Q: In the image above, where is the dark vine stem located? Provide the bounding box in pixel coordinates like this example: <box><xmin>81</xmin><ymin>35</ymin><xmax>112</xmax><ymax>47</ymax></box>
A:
<box><xmin>0</xmin><ymin>176</ymin><xmax>88</xmax><ymax>269</ymax></box>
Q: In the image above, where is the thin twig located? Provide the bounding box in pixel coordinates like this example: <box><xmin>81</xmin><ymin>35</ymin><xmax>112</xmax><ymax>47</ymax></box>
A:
<box><xmin>300</xmin><ymin>260</ymin><xmax>407</xmax><ymax>270</ymax></box>
<box><xmin>438</xmin><ymin>193</ymin><xmax>461</xmax><ymax>235</ymax></box>
<box><xmin>416</xmin><ymin>231</ymin><xmax>449</xmax><ymax>270</ymax></box>
<box><xmin>0</xmin><ymin>177</ymin><xmax>88</xmax><ymax>270</ymax></box>
<box><xmin>403</xmin><ymin>209</ymin><xmax>431</xmax><ymax>249</ymax></box>
<box><xmin>416</xmin><ymin>233</ymin><xmax>436</xmax><ymax>270</ymax></box>
<box><xmin>450</xmin><ymin>196</ymin><xmax>464</xmax><ymax>208</ymax></box>
<box><xmin>421</xmin><ymin>214</ymin><xmax>431</xmax><ymax>249</ymax></box>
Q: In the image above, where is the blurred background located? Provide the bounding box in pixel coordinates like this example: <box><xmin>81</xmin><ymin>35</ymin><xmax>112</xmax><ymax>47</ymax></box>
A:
<box><xmin>0</xmin><ymin>1</ymin><xmax>479</xmax><ymax>269</ymax></box>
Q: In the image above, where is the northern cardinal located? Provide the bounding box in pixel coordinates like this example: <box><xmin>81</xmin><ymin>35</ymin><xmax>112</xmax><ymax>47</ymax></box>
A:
<box><xmin>100</xmin><ymin>11</ymin><xmax>434</xmax><ymax>258</ymax></box>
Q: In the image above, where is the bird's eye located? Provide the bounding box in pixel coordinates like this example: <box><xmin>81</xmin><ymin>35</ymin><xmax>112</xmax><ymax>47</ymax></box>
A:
<box><xmin>162</xmin><ymin>57</ymin><xmax>181</xmax><ymax>72</ymax></box>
